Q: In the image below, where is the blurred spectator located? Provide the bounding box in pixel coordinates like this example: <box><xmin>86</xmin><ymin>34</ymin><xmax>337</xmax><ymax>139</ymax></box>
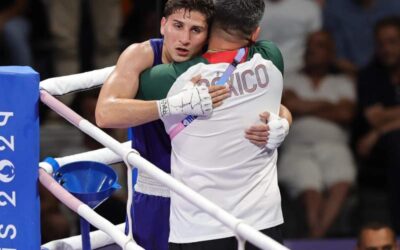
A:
<box><xmin>356</xmin><ymin>222</ymin><xmax>398</xmax><ymax>250</ymax></box>
<box><xmin>279</xmin><ymin>30</ymin><xmax>356</xmax><ymax>238</ymax></box>
<box><xmin>46</xmin><ymin>0</ymin><xmax>122</xmax><ymax>75</ymax></box>
<box><xmin>0</xmin><ymin>0</ymin><xmax>32</xmax><ymax>66</ymax></box>
<box><xmin>354</xmin><ymin>16</ymin><xmax>400</xmax><ymax>232</ymax></box>
<box><xmin>323</xmin><ymin>0</ymin><xmax>400</xmax><ymax>76</ymax></box>
<box><xmin>259</xmin><ymin>0</ymin><xmax>321</xmax><ymax>75</ymax></box>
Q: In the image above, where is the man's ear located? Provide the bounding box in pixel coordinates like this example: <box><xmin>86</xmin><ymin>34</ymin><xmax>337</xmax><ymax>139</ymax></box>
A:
<box><xmin>160</xmin><ymin>17</ymin><xmax>167</xmax><ymax>36</ymax></box>
<box><xmin>250</xmin><ymin>26</ymin><xmax>261</xmax><ymax>42</ymax></box>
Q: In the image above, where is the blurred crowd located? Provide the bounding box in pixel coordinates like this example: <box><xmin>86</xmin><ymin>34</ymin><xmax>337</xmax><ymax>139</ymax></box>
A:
<box><xmin>1</xmin><ymin>0</ymin><xmax>400</xmax><ymax>244</ymax></box>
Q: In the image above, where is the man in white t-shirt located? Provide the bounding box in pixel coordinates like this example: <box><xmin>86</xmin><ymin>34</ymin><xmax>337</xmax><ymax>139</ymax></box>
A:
<box><xmin>164</xmin><ymin>53</ymin><xmax>284</xmax><ymax>246</ymax></box>
<box><xmin>279</xmin><ymin>30</ymin><xmax>356</xmax><ymax>238</ymax></box>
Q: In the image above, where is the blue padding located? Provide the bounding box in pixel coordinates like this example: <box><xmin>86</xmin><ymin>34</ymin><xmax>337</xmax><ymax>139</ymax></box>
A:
<box><xmin>43</xmin><ymin>157</ymin><xmax>60</xmax><ymax>173</ymax></box>
<box><xmin>0</xmin><ymin>66</ymin><xmax>40</xmax><ymax>249</ymax></box>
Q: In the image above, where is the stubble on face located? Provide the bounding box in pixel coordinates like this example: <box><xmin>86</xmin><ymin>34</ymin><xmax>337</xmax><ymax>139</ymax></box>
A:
<box><xmin>161</xmin><ymin>9</ymin><xmax>209</xmax><ymax>63</ymax></box>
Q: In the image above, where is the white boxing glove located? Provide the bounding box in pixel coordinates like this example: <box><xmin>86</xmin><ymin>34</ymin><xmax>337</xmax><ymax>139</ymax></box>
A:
<box><xmin>157</xmin><ymin>85</ymin><xmax>212</xmax><ymax>118</ymax></box>
<box><xmin>266</xmin><ymin>113</ymin><xmax>290</xmax><ymax>150</ymax></box>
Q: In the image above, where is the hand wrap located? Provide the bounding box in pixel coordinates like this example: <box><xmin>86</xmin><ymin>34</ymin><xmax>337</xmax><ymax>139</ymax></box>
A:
<box><xmin>266</xmin><ymin>113</ymin><xmax>290</xmax><ymax>150</ymax></box>
<box><xmin>157</xmin><ymin>85</ymin><xmax>212</xmax><ymax>118</ymax></box>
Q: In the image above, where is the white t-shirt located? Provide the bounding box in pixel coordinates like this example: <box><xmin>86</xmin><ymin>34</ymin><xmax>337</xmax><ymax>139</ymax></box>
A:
<box><xmin>283</xmin><ymin>73</ymin><xmax>356</xmax><ymax>145</ymax></box>
<box><xmin>162</xmin><ymin>54</ymin><xmax>284</xmax><ymax>243</ymax></box>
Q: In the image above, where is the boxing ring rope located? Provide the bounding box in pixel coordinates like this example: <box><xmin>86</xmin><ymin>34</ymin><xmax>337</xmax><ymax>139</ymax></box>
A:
<box><xmin>39</xmin><ymin>69</ymin><xmax>289</xmax><ymax>250</ymax></box>
<box><xmin>38</xmin><ymin>141</ymin><xmax>131</xmax><ymax>174</ymax></box>
<box><xmin>42</xmin><ymin>223</ymin><xmax>126</xmax><ymax>250</ymax></box>
<box><xmin>40</xmin><ymin>66</ymin><xmax>115</xmax><ymax>96</ymax></box>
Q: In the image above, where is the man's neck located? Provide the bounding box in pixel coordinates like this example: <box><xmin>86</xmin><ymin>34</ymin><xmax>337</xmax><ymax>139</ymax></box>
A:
<box><xmin>207</xmin><ymin>28</ymin><xmax>250</xmax><ymax>52</ymax></box>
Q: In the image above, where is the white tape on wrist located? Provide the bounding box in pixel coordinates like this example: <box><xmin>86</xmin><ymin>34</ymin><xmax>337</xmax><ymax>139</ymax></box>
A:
<box><xmin>157</xmin><ymin>85</ymin><xmax>212</xmax><ymax>118</ymax></box>
<box><xmin>266</xmin><ymin>115</ymin><xmax>290</xmax><ymax>150</ymax></box>
<box><xmin>157</xmin><ymin>99</ymin><xmax>170</xmax><ymax>118</ymax></box>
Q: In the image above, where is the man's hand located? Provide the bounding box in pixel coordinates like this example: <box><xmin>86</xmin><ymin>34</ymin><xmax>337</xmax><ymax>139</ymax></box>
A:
<box><xmin>208</xmin><ymin>85</ymin><xmax>231</xmax><ymax>108</ymax></box>
<box><xmin>245</xmin><ymin>111</ymin><xmax>290</xmax><ymax>150</ymax></box>
<box><xmin>157</xmin><ymin>84</ymin><xmax>212</xmax><ymax>118</ymax></box>
<box><xmin>156</xmin><ymin>75</ymin><xmax>231</xmax><ymax>118</ymax></box>
<box><xmin>191</xmin><ymin>75</ymin><xmax>231</xmax><ymax>108</ymax></box>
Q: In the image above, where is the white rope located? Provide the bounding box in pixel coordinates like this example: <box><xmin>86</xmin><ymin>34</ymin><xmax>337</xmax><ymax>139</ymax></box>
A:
<box><xmin>41</xmin><ymin>223</ymin><xmax>124</xmax><ymax>250</ymax></box>
<box><xmin>55</xmin><ymin>141</ymin><xmax>131</xmax><ymax>168</ymax></box>
<box><xmin>40</xmin><ymin>66</ymin><xmax>115</xmax><ymax>95</ymax></box>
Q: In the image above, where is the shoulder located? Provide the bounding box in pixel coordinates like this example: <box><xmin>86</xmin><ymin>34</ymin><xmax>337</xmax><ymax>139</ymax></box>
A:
<box><xmin>107</xmin><ymin>41</ymin><xmax>154</xmax><ymax>83</ymax></box>
<box><xmin>173</xmin><ymin>56</ymin><xmax>207</xmax><ymax>76</ymax></box>
<box><xmin>138</xmin><ymin>63</ymin><xmax>178</xmax><ymax>100</ymax></box>
<box><xmin>141</xmin><ymin>56</ymin><xmax>206</xmax><ymax>80</ymax></box>
<box><xmin>121</xmin><ymin>41</ymin><xmax>152</xmax><ymax>56</ymax></box>
<box><xmin>149</xmin><ymin>38</ymin><xmax>164</xmax><ymax>47</ymax></box>
<box><xmin>249</xmin><ymin>40</ymin><xmax>284</xmax><ymax>75</ymax></box>
<box><xmin>118</xmin><ymin>41</ymin><xmax>154</xmax><ymax>69</ymax></box>
<box><xmin>138</xmin><ymin>56</ymin><xmax>207</xmax><ymax>99</ymax></box>
<box><xmin>250</xmin><ymin>40</ymin><xmax>280</xmax><ymax>51</ymax></box>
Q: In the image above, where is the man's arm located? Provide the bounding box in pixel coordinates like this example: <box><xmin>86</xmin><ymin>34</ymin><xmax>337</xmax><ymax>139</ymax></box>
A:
<box><xmin>96</xmin><ymin>41</ymin><xmax>158</xmax><ymax>128</ymax></box>
<box><xmin>278</xmin><ymin>104</ymin><xmax>293</xmax><ymax>125</ymax></box>
<box><xmin>365</xmin><ymin>104</ymin><xmax>400</xmax><ymax>129</ymax></box>
<box><xmin>357</xmin><ymin>117</ymin><xmax>400</xmax><ymax>157</ymax></box>
<box><xmin>283</xmin><ymin>89</ymin><xmax>354</xmax><ymax>125</ymax></box>
<box><xmin>96</xmin><ymin>42</ymin><xmax>230</xmax><ymax>129</ymax></box>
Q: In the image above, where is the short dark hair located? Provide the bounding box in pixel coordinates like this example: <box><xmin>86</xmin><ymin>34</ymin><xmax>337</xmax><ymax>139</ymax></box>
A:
<box><xmin>357</xmin><ymin>222</ymin><xmax>396</xmax><ymax>246</ymax></box>
<box><xmin>213</xmin><ymin>0</ymin><xmax>265</xmax><ymax>39</ymax></box>
<box><xmin>374</xmin><ymin>16</ymin><xmax>400</xmax><ymax>37</ymax></box>
<box><xmin>164</xmin><ymin>0</ymin><xmax>215</xmax><ymax>25</ymax></box>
